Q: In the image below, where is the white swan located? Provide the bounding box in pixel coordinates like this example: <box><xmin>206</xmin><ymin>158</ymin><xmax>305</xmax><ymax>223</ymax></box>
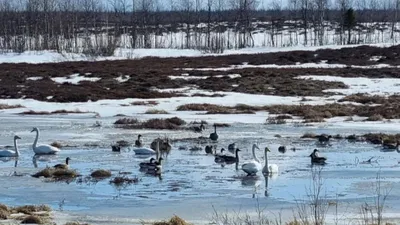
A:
<box><xmin>241</xmin><ymin>144</ymin><xmax>262</xmax><ymax>176</ymax></box>
<box><xmin>0</xmin><ymin>135</ymin><xmax>21</xmax><ymax>157</ymax></box>
<box><xmin>31</xmin><ymin>127</ymin><xmax>60</xmax><ymax>155</ymax></box>
<box><xmin>262</xmin><ymin>147</ymin><xmax>279</xmax><ymax>175</ymax></box>
<box><xmin>132</xmin><ymin>141</ymin><xmax>156</xmax><ymax>155</ymax></box>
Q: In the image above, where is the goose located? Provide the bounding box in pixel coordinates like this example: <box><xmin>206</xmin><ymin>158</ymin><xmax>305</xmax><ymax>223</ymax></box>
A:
<box><xmin>193</xmin><ymin>122</ymin><xmax>205</xmax><ymax>133</ymax></box>
<box><xmin>317</xmin><ymin>134</ymin><xmax>332</xmax><ymax>144</ymax></box>
<box><xmin>31</xmin><ymin>127</ymin><xmax>60</xmax><ymax>155</ymax></box>
<box><xmin>214</xmin><ymin>148</ymin><xmax>226</xmax><ymax>163</ymax></box>
<box><xmin>54</xmin><ymin>157</ymin><xmax>71</xmax><ymax>169</ymax></box>
<box><xmin>228</xmin><ymin>143</ymin><xmax>237</xmax><ymax>154</ymax></box>
<box><xmin>262</xmin><ymin>147</ymin><xmax>279</xmax><ymax>175</ymax></box>
<box><xmin>209</xmin><ymin>124</ymin><xmax>218</xmax><ymax>141</ymax></box>
<box><xmin>216</xmin><ymin>148</ymin><xmax>241</xmax><ymax>164</ymax></box>
<box><xmin>111</xmin><ymin>145</ymin><xmax>121</xmax><ymax>152</ymax></box>
<box><xmin>135</xmin><ymin>134</ymin><xmax>143</xmax><ymax>147</ymax></box>
<box><xmin>241</xmin><ymin>144</ymin><xmax>263</xmax><ymax>176</ymax></box>
<box><xmin>0</xmin><ymin>135</ymin><xmax>21</xmax><ymax>157</ymax></box>
<box><xmin>309</xmin><ymin>149</ymin><xmax>327</xmax><ymax>164</ymax></box>
<box><xmin>205</xmin><ymin>145</ymin><xmax>214</xmax><ymax>154</ymax></box>
<box><xmin>382</xmin><ymin>140</ymin><xmax>399</xmax><ymax>152</ymax></box>
<box><xmin>139</xmin><ymin>157</ymin><xmax>156</xmax><ymax>169</ymax></box>
<box><xmin>278</xmin><ymin>146</ymin><xmax>286</xmax><ymax>154</ymax></box>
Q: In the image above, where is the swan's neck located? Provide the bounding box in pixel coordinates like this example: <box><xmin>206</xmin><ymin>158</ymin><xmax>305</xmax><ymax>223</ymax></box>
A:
<box><xmin>66</xmin><ymin>158</ymin><xmax>69</xmax><ymax>165</ymax></box>
<box><xmin>214</xmin><ymin>126</ymin><xmax>216</xmax><ymax>133</ymax></box>
<box><xmin>264</xmin><ymin>150</ymin><xmax>269</xmax><ymax>171</ymax></box>
<box><xmin>235</xmin><ymin>149</ymin><xmax>239</xmax><ymax>162</ymax></box>
<box><xmin>252</xmin><ymin>145</ymin><xmax>260</xmax><ymax>163</ymax></box>
<box><xmin>156</xmin><ymin>141</ymin><xmax>160</xmax><ymax>160</ymax></box>
<box><xmin>33</xmin><ymin>130</ymin><xmax>39</xmax><ymax>148</ymax></box>
<box><xmin>14</xmin><ymin>138</ymin><xmax>20</xmax><ymax>156</ymax></box>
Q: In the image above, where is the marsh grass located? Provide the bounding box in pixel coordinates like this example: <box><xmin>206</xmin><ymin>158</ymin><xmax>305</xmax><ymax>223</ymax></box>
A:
<box><xmin>65</xmin><ymin>222</ymin><xmax>91</xmax><ymax>225</ymax></box>
<box><xmin>90</xmin><ymin>169</ymin><xmax>112</xmax><ymax>178</ymax></box>
<box><xmin>51</xmin><ymin>141</ymin><xmax>63</xmax><ymax>148</ymax></box>
<box><xmin>32</xmin><ymin>168</ymin><xmax>80</xmax><ymax>180</ymax></box>
<box><xmin>0</xmin><ymin>104</ymin><xmax>24</xmax><ymax>109</ymax></box>
<box><xmin>109</xmin><ymin>176</ymin><xmax>140</xmax><ymax>186</ymax></box>
<box><xmin>131</xmin><ymin>100</ymin><xmax>159</xmax><ymax>106</ymax></box>
<box><xmin>151</xmin><ymin>215</ymin><xmax>191</xmax><ymax>225</ymax></box>
<box><xmin>19</xmin><ymin>109</ymin><xmax>88</xmax><ymax>115</ymax></box>
<box><xmin>115</xmin><ymin>117</ymin><xmax>186</xmax><ymax>130</ymax></box>
<box><xmin>145</xmin><ymin>109</ymin><xmax>170</xmax><ymax>114</ymax></box>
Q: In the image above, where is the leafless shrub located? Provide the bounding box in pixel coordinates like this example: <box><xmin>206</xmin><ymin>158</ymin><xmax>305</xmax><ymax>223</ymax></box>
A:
<box><xmin>365</xmin><ymin>114</ymin><xmax>384</xmax><ymax>121</ymax></box>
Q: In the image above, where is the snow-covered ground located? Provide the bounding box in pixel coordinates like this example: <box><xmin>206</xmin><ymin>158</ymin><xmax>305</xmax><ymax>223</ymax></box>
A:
<box><xmin>0</xmin><ymin>43</ymin><xmax>395</xmax><ymax>64</ymax></box>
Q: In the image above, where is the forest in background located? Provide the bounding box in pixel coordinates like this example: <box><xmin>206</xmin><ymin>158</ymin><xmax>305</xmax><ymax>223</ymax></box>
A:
<box><xmin>0</xmin><ymin>0</ymin><xmax>398</xmax><ymax>55</ymax></box>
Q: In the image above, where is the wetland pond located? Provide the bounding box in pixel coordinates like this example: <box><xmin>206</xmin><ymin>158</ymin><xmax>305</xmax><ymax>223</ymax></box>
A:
<box><xmin>1</xmin><ymin>114</ymin><xmax>400</xmax><ymax>224</ymax></box>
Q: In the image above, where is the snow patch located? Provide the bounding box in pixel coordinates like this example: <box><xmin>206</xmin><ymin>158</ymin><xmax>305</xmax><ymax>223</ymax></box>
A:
<box><xmin>296</xmin><ymin>75</ymin><xmax>400</xmax><ymax>96</ymax></box>
<box><xmin>114</xmin><ymin>75</ymin><xmax>130</xmax><ymax>83</ymax></box>
<box><xmin>27</xmin><ymin>76</ymin><xmax>43</xmax><ymax>81</ymax></box>
<box><xmin>51</xmin><ymin>73</ymin><xmax>101</xmax><ymax>85</ymax></box>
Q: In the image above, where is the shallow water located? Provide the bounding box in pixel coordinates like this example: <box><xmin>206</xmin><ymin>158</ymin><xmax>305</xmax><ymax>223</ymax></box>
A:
<box><xmin>1</xmin><ymin>114</ymin><xmax>400</xmax><ymax>224</ymax></box>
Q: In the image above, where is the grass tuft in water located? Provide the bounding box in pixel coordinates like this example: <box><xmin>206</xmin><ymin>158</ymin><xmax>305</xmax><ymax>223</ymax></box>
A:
<box><xmin>152</xmin><ymin>215</ymin><xmax>190</xmax><ymax>225</ymax></box>
<box><xmin>21</xmin><ymin>215</ymin><xmax>43</xmax><ymax>224</ymax></box>
<box><xmin>91</xmin><ymin>169</ymin><xmax>112</xmax><ymax>178</ymax></box>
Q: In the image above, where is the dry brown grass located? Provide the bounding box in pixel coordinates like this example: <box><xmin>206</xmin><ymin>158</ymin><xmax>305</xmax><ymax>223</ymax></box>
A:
<box><xmin>266</xmin><ymin>117</ymin><xmax>287</xmax><ymax>124</ymax></box>
<box><xmin>301</xmin><ymin>132</ymin><xmax>317</xmax><ymax>138</ymax></box>
<box><xmin>365</xmin><ymin>114</ymin><xmax>384</xmax><ymax>121</ymax></box>
<box><xmin>32</xmin><ymin>168</ymin><xmax>79</xmax><ymax>179</ymax></box>
<box><xmin>51</xmin><ymin>141</ymin><xmax>63</xmax><ymax>149</ymax></box>
<box><xmin>131</xmin><ymin>100</ymin><xmax>159</xmax><ymax>106</ymax></box>
<box><xmin>116</xmin><ymin>117</ymin><xmax>186</xmax><ymax>130</ymax></box>
<box><xmin>90</xmin><ymin>169</ymin><xmax>112</xmax><ymax>178</ymax></box>
<box><xmin>109</xmin><ymin>176</ymin><xmax>140</xmax><ymax>186</ymax></box>
<box><xmin>0</xmin><ymin>104</ymin><xmax>24</xmax><ymax>110</ymax></box>
<box><xmin>114</xmin><ymin>118</ymin><xmax>139</xmax><ymax>125</ymax></box>
<box><xmin>338</xmin><ymin>94</ymin><xmax>387</xmax><ymax>104</ymax></box>
<box><xmin>177</xmin><ymin>103</ymin><xmax>255</xmax><ymax>114</ymax></box>
<box><xmin>0</xmin><ymin>208</ymin><xmax>9</xmax><ymax>219</ymax></box>
<box><xmin>145</xmin><ymin>109</ymin><xmax>170</xmax><ymax>114</ymax></box>
<box><xmin>19</xmin><ymin>109</ymin><xmax>87</xmax><ymax>115</ymax></box>
<box><xmin>303</xmin><ymin>117</ymin><xmax>326</xmax><ymax>123</ymax></box>
<box><xmin>13</xmin><ymin>205</ymin><xmax>51</xmax><ymax>215</ymax></box>
<box><xmin>152</xmin><ymin>215</ymin><xmax>190</xmax><ymax>225</ymax></box>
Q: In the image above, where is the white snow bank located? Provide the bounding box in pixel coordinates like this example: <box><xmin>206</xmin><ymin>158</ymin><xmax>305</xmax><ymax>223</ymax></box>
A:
<box><xmin>51</xmin><ymin>73</ymin><xmax>101</xmax><ymax>84</ymax></box>
<box><xmin>297</xmin><ymin>75</ymin><xmax>400</xmax><ymax>96</ymax></box>
<box><xmin>0</xmin><ymin>43</ymin><xmax>395</xmax><ymax>64</ymax></box>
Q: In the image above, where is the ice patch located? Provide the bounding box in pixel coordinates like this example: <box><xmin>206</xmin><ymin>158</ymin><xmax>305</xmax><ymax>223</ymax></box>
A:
<box><xmin>27</xmin><ymin>76</ymin><xmax>43</xmax><ymax>81</ymax></box>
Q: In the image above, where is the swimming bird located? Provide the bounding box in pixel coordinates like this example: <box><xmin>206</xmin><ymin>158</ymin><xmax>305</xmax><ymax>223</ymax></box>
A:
<box><xmin>135</xmin><ymin>134</ymin><xmax>143</xmax><ymax>147</ymax></box>
<box><xmin>262</xmin><ymin>147</ymin><xmax>279</xmax><ymax>176</ymax></box>
<box><xmin>228</xmin><ymin>143</ymin><xmax>237</xmax><ymax>154</ymax></box>
<box><xmin>31</xmin><ymin>127</ymin><xmax>60</xmax><ymax>155</ymax></box>
<box><xmin>54</xmin><ymin>157</ymin><xmax>71</xmax><ymax>169</ymax></box>
<box><xmin>278</xmin><ymin>146</ymin><xmax>286</xmax><ymax>154</ymax></box>
<box><xmin>317</xmin><ymin>134</ymin><xmax>332</xmax><ymax>144</ymax></box>
<box><xmin>0</xmin><ymin>135</ymin><xmax>21</xmax><ymax>157</ymax></box>
<box><xmin>193</xmin><ymin>122</ymin><xmax>205</xmax><ymax>133</ymax></box>
<box><xmin>111</xmin><ymin>145</ymin><xmax>121</xmax><ymax>152</ymax></box>
<box><xmin>139</xmin><ymin>157</ymin><xmax>156</xmax><ymax>169</ymax></box>
<box><xmin>309</xmin><ymin>149</ymin><xmax>327</xmax><ymax>164</ymax></box>
<box><xmin>205</xmin><ymin>145</ymin><xmax>214</xmax><ymax>154</ymax></box>
<box><xmin>216</xmin><ymin>148</ymin><xmax>241</xmax><ymax>164</ymax></box>
<box><xmin>209</xmin><ymin>124</ymin><xmax>218</xmax><ymax>141</ymax></box>
<box><xmin>214</xmin><ymin>148</ymin><xmax>226</xmax><ymax>163</ymax></box>
<box><xmin>241</xmin><ymin>144</ymin><xmax>262</xmax><ymax>176</ymax></box>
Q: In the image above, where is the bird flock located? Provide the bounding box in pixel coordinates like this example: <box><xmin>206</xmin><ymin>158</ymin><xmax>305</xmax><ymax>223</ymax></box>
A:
<box><xmin>0</xmin><ymin>124</ymin><xmax>331</xmax><ymax>178</ymax></box>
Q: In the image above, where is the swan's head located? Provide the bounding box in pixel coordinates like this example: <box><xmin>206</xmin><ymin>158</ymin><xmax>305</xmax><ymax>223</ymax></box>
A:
<box><xmin>31</xmin><ymin>127</ymin><xmax>38</xmax><ymax>132</ymax></box>
<box><xmin>253</xmin><ymin>143</ymin><xmax>260</xmax><ymax>150</ymax></box>
<box><xmin>264</xmin><ymin>147</ymin><xmax>271</xmax><ymax>152</ymax></box>
<box><xmin>138</xmin><ymin>134</ymin><xmax>142</xmax><ymax>138</ymax></box>
<box><xmin>14</xmin><ymin>135</ymin><xmax>21</xmax><ymax>140</ymax></box>
<box><xmin>221</xmin><ymin>148</ymin><xmax>225</xmax><ymax>153</ymax></box>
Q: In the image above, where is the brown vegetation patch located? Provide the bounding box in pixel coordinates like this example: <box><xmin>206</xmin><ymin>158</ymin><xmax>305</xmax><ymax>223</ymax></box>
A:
<box><xmin>114</xmin><ymin>118</ymin><xmax>139</xmax><ymax>125</ymax></box>
<box><xmin>177</xmin><ymin>103</ymin><xmax>256</xmax><ymax>114</ymax></box>
<box><xmin>109</xmin><ymin>176</ymin><xmax>140</xmax><ymax>186</ymax></box>
<box><xmin>131</xmin><ymin>100</ymin><xmax>159</xmax><ymax>106</ymax></box>
<box><xmin>116</xmin><ymin>140</ymin><xmax>130</xmax><ymax>147</ymax></box>
<box><xmin>266</xmin><ymin>117</ymin><xmax>286</xmax><ymax>124</ymax></box>
<box><xmin>19</xmin><ymin>109</ymin><xmax>88</xmax><ymax>115</ymax></box>
<box><xmin>32</xmin><ymin>168</ymin><xmax>79</xmax><ymax>180</ymax></box>
<box><xmin>0</xmin><ymin>104</ymin><xmax>24</xmax><ymax>110</ymax></box>
<box><xmin>50</xmin><ymin>141</ymin><xmax>63</xmax><ymax>149</ymax></box>
<box><xmin>65</xmin><ymin>222</ymin><xmax>91</xmax><ymax>225</ymax></box>
<box><xmin>0</xmin><ymin>208</ymin><xmax>9</xmax><ymax>219</ymax></box>
<box><xmin>152</xmin><ymin>215</ymin><xmax>190</xmax><ymax>225</ymax></box>
<box><xmin>90</xmin><ymin>169</ymin><xmax>112</xmax><ymax>178</ymax></box>
<box><xmin>2</xmin><ymin>45</ymin><xmax>400</xmax><ymax>103</ymax></box>
<box><xmin>13</xmin><ymin>205</ymin><xmax>51</xmax><ymax>215</ymax></box>
<box><xmin>145</xmin><ymin>109</ymin><xmax>169</xmax><ymax>114</ymax></box>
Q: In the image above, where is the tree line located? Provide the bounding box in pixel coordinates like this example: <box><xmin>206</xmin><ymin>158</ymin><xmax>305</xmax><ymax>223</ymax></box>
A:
<box><xmin>0</xmin><ymin>0</ymin><xmax>398</xmax><ymax>55</ymax></box>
